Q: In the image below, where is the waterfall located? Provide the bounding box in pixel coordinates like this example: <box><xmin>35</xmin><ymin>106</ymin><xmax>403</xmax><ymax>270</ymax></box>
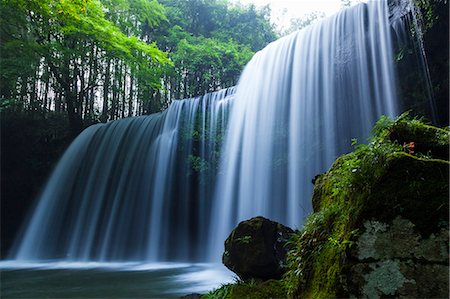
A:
<box><xmin>13</xmin><ymin>88</ymin><xmax>234</xmax><ymax>262</ymax></box>
<box><xmin>12</xmin><ymin>0</ymin><xmax>424</xmax><ymax>263</ymax></box>
<box><xmin>208</xmin><ymin>0</ymin><xmax>399</xmax><ymax>259</ymax></box>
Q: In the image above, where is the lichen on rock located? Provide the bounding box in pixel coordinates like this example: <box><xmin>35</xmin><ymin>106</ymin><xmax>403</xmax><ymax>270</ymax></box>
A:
<box><xmin>348</xmin><ymin>216</ymin><xmax>449</xmax><ymax>298</ymax></box>
<box><xmin>362</xmin><ymin>260</ymin><xmax>414</xmax><ymax>299</ymax></box>
<box><xmin>356</xmin><ymin>217</ymin><xmax>420</xmax><ymax>260</ymax></box>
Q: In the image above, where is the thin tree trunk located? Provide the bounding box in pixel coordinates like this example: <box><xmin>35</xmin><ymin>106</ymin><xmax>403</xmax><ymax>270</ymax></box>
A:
<box><xmin>128</xmin><ymin>73</ymin><xmax>134</xmax><ymax>117</ymax></box>
<box><xmin>30</xmin><ymin>67</ymin><xmax>39</xmax><ymax>111</ymax></box>
<box><xmin>121</xmin><ymin>64</ymin><xmax>126</xmax><ymax>119</ymax></box>
<box><xmin>78</xmin><ymin>61</ymin><xmax>85</xmax><ymax>119</ymax></box>
<box><xmin>111</xmin><ymin>59</ymin><xmax>118</xmax><ymax>120</ymax></box>
<box><xmin>43</xmin><ymin>73</ymin><xmax>49</xmax><ymax>111</ymax></box>
<box><xmin>55</xmin><ymin>91</ymin><xmax>62</xmax><ymax>112</ymax></box>
<box><xmin>89</xmin><ymin>46</ymin><xmax>98</xmax><ymax>118</ymax></box>
<box><xmin>84</xmin><ymin>43</ymin><xmax>94</xmax><ymax>118</ymax></box>
<box><xmin>101</xmin><ymin>58</ymin><xmax>111</xmax><ymax>122</ymax></box>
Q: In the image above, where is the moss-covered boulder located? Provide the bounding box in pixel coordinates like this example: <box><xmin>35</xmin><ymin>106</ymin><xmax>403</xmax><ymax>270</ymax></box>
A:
<box><xmin>223</xmin><ymin>216</ymin><xmax>294</xmax><ymax>281</ymax></box>
<box><xmin>285</xmin><ymin>114</ymin><xmax>449</xmax><ymax>298</ymax></box>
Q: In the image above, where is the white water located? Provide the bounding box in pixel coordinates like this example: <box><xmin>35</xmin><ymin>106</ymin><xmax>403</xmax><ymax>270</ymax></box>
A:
<box><xmin>10</xmin><ymin>0</ymin><xmax>406</xmax><ymax>264</ymax></box>
<box><xmin>12</xmin><ymin>88</ymin><xmax>234</xmax><ymax>262</ymax></box>
<box><xmin>208</xmin><ymin>0</ymin><xmax>398</xmax><ymax>259</ymax></box>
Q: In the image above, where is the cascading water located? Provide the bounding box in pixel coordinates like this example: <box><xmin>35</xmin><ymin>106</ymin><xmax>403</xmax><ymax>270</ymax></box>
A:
<box><xmin>11</xmin><ymin>0</ymin><xmax>428</xmax><ymax>264</ymax></box>
<box><xmin>13</xmin><ymin>88</ymin><xmax>234</xmax><ymax>262</ymax></box>
<box><xmin>208</xmin><ymin>0</ymin><xmax>400</xmax><ymax>259</ymax></box>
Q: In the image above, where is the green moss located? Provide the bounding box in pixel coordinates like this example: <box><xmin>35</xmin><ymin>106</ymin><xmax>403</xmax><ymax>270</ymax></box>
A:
<box><xmin>284</xmin><ymin>201</ymin><xmax>352</xmax><ymax>298</ymax></box>
<box><xmin>202</xmin><ymin>283</ymin><xmax>234</xmax><ymax>299</ymax></box>
<box><xmin>230</xmin><ymin>280</ymin><xmax>287</xmax><ymax>299</ymax></box>
<box><xmin>283</xmin><ymin>113</ymin><xmax>449</xmax><ymax>298</ymax></box>
<box><xmin>234</xmin><ymin>235</ymin><xmax>252</xmax><ymax>244</ymax></box>
<box><xmin>305</xmin><ymin>243</ymin><xmax>343</xmax><ymax>298</ymax></box>
<box><xmin>203</xmin><ymin>280</ymin><xmax>287</xmax><ymax>299</ymax></box>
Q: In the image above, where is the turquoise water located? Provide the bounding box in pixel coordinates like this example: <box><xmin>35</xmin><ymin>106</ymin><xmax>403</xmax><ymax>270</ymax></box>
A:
<box><xmin>0</xmin><ymin>262</ymin><xmax>234</xmax><ymax>298</ymax></box>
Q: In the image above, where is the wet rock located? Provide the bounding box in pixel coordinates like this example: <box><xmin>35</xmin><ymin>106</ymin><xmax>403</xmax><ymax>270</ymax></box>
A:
<box><xmin>222</xmin><ymin>216</ymin><xmax>294</xmax><ymax>281</ymax></box>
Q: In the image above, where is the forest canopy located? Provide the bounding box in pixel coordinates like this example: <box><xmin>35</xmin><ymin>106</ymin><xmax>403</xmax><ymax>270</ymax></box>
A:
<box><xmin>0</xmin><ymin>0</ymin><xmax>277</xmax><ymax>131</ymax></box>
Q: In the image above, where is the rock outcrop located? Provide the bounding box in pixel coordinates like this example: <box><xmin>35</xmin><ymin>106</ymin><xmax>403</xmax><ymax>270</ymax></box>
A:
<box><xmin>222</xmin><ymin>216</ymin><xmax>294</xmax><ymax>281</ymax></box>
<box><xmin>285</xmin><ymin>114</ymin><xmax>449</xmax><ymax>298</ymax></box>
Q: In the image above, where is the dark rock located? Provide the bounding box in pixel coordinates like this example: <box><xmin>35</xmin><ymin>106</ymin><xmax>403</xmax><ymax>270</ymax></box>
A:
<box><xmin>346</xmin><ymin>217</ymin><xmax>449</xmax><ymax>298</ymax></box>
<box><xmin>391</xmin><ymin>0</ymin><xmax>449</xmax><ymax>126</ymax></box>
<box><xmin>222</xmin><ymin>216</ymin><xmax>294</xmax><ymax>281</ymax></box>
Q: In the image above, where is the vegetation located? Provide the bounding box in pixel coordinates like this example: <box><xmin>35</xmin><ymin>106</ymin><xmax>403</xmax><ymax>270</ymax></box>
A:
<box><xmin>0</xmin><ymin>0</ymin><xmax>276</xmax><ymax>132</ymax></box>
<box><xmin>0</xmin><ymin>0</ymin><xmax>170</xmax><ymax>132</ymax></box>
<box><xmin>280</xmin><ymin>11</ymin><xmax>326</xmax><ymax>36</ymax></box>
<box><xmin>203</xmin><ymin>279</ymin><xmax>287</xmax><ymax>299</ymax></box>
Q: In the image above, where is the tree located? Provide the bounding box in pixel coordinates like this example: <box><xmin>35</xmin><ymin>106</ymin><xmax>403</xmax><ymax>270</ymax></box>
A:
<box><xmin>154</xmin><ymin>0</ymin><xmax>277</xmax><ymax>100</ymax></box>
<box><xmin>1</xmin><ymin>0</ymin><xmax>277</xmax><ymax>126</ymax></box>
<box><xmin>1</xmin><ymin>0</ymin><xmax>170</xmax><ymax>132</ymax></box>
<box><xmin>280</xmin><ymin>11</ymin><xmax>326</xmax><ymax>36</ymax></box>
<box><xmin>170</xmin><ymin>36</ymin><xmax>253</xmax><ymax>98</ymax></box>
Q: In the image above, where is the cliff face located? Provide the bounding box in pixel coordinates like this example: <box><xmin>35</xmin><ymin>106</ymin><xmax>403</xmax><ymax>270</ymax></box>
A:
<box><xmin>392</xmin><ymin>0</ymin><xmax>449</xmax><ymax>126</ymax></box>
<box><xmin>285</xmin><ymin>113</ymin><xmax>449</xmax><ymax>298</ymax></box>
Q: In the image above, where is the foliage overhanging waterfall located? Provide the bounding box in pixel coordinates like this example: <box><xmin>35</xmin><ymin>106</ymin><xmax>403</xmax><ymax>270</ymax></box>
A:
<box><xmin>14</xmin><ymin>0</ymin><xmax>419</xmax><ymax>262</ymax></box>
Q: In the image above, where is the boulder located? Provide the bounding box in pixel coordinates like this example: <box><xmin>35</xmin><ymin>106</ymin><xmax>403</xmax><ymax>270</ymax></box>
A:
<box><xmin>285</xmin><ymin>115</ymin><xmax>449</xmax><ymax>298</ymax></box>
<box><xmin>222</xmin><ymin>216</ymin><xmax>294</xmax><ymax>281</ymax></box>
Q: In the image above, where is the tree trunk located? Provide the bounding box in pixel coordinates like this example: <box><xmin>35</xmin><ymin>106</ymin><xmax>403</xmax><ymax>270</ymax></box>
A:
<box><xmin>128</xmin><ymin>73</ymin><xmax>134</xmax><ymax>117</ymax></box>
<box><xmin>121</xmin><ymin>64</ymin><xmax>126</xmax><ymax>119</ymax></box>
<box><xmin>101</xmin><ymin>58</ymin><xmax>111</xmax><ymax>122</ymax></box>
<box><xmin>65</xmin><ymin>86</ymin><xmax>83</xmax><ymax>135</ymax></box>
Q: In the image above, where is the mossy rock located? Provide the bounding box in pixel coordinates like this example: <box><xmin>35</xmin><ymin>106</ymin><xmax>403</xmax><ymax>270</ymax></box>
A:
<box><xmin>386</xmin><ymin>119</ymin><xmax>449</xmax><ymax>159</ymax></box>
<box><xmin>285</xmin><ymin>114</ymin><xmax>449</xmax><ymax>298</ymax></box>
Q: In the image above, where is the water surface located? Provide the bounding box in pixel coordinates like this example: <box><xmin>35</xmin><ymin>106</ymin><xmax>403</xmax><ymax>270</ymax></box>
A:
<box><xmin>0</xmin><ymin>262</ymin><xmax>234</xmax><ymax>298</ymax></box>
